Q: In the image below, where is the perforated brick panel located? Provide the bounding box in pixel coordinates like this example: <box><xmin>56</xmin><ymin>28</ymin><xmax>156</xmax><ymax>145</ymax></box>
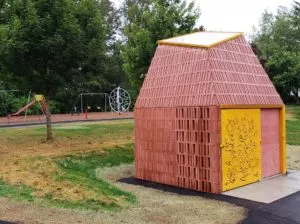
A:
<box><xmin>135</xmin><ymin>106</ymin><xmax>221</xmax><ymax>193</ymax></box>
<box><xmin>175</xmin><ymin>106</ymin><xmax>221</xmax><ymax>193</ymax></box>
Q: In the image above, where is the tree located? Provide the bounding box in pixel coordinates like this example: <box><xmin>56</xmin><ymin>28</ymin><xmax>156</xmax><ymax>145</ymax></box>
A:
<box><xmin>0</xmin><ymin>0</ymin><xmax>113</xmax><ymax>113</ymax></box>
<box><xmin>251</xmin><ymin>2</ymin><xmax>300</xmax><ymax>103</ymax></box>
<box><xmin>122</xmin><ymin>0</ymin><xmax>200</xmax><ymax>101</ymax></box>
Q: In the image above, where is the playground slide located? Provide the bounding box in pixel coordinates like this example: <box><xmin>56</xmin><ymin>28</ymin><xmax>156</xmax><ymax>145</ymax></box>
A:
<box><xmin>10</xmin><ymin>99</ymin><xmax>37</xmax><ymax>116</ymax></box>
<box><xmin>39</xmin><ymin>100</ymin><xmax>47</xmax><ymax>113</ymax></box>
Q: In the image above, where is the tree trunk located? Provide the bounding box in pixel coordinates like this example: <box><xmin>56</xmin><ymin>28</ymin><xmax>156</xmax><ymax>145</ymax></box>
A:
<box><xmin>45</xmin><ymin>107</ymin><xmax>53</xmax><ymax>140</ymax></box>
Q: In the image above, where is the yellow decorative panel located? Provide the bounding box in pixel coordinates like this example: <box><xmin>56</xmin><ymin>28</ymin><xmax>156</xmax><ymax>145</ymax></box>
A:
<box><xmin>221</xmin><ymin>109</ymin><xmax>261</xmax><ymax>191</ymax></box>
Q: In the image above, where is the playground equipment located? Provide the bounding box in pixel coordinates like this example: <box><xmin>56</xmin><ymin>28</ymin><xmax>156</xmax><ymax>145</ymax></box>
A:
<box><xmin>134</xmin><ymin>31</ymin><xmax>286</xmax><ymax>194</ymax></box>
<box><xmin>9</xmin><ymin>94</ymin><xmax>47</xmax><ymax>118</ymax></box>
<box><xmin>71</xmin><ymin>93</ymin><xmax>109</xmax><ymax>114</ymax></box>
<box><xmin>109</xmin><ymin>87</ymin><xmax>131</xmax><ymax>113</ymax></box>
<box><xmin>71</xmin><ymin>88</ymin><xmax>131</xmax><ymax>115</ymax></box>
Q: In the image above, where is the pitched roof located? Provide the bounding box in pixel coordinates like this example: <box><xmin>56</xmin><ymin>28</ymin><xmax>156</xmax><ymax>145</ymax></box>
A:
<box><xmin>135</xmin><ymin>33</ymin><xmax>283</xmax><ymax>108</ymax></box>
<box><xmin>157</xmin><ymin>31</ymin><xmax>243</xmax><ymax>48</ymax></box>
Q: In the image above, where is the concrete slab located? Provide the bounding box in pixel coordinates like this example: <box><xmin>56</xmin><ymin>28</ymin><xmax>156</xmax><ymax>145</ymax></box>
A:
<box><xmin>223</xmin><ymin>170</ymin><xmax>300</xmax><ymax>203</ymax></box>
<box><xmin>242</xmin><ymin>191</ymin><xmax>300</xmax><ymax>224</ymax></box>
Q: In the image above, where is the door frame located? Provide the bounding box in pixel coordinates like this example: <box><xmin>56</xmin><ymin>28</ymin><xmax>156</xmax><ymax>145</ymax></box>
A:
<box><xmin>220</xmin><ymin>104</ymin><xmax>286</xmax><ymax>175</ymax></box>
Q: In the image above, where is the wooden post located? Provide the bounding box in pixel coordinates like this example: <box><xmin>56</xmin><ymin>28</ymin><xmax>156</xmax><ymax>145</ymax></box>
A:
<box><xmin>85</xmin><ymin>109</ymin><xmax>88</xmax><ymax>120</ymax></box>
<box><xmin>45</xmin><ymin>107</ymin><xmax>53</xmax><ymax>140</ymax></box>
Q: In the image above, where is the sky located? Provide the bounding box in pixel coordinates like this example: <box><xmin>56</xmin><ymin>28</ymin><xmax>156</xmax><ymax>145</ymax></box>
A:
<box><xmin>112</xmin><ymin>0</ymin><xmax>294</xmax><ymax>36</ymax></box>
<box><xmin>196</xmin><ymin>0</ymin><xmax>294</xmax><ymax>36</ymax></box>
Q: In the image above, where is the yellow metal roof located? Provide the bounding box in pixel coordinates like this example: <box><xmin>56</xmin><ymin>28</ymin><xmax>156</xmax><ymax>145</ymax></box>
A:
<box><xmin>157</xmin><ymin>31</ymin><xmax>243</xmax><ymax>48</ymax></box>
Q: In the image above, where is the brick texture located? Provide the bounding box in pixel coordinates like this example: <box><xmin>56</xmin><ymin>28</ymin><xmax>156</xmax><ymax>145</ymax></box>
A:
<box><xmin>135</xmin><ymin>106</ymin><xmax>221</xmax><ymax>193</ymax></box>
<box><xmin>134</xmin><ymin>33</ymin><xmax>284</xmax><ymax>194</ymax></box>
<box><xmin>135</xmin><ymin>36</ymin><xmax>283</xmax><ymax>108</ymax></box>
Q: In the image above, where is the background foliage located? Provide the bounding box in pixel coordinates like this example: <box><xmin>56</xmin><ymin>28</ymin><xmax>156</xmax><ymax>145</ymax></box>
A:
<box><xmin>0</xmin><ymin>0</ymin><xmax>299</xmax><ymax>116</ymax></box>
<box><xmin>251</xmin><ymin>1</ymin><xmax>300</xmax><ymax>103</ymax></box>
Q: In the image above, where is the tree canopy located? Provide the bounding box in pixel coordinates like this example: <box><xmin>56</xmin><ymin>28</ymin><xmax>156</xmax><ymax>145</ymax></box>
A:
<box><xmin>252</xmin><ymin>1</ymin><xmax>300</xmax><ymax>103</ymax></box>
<box><xmin>0</xmin><ymin>0</ymin><xmax>126</xmax><ymax>113</ymax></box>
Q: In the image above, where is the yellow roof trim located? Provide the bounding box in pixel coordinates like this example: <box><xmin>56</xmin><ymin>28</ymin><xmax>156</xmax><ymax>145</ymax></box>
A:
<box><xmin>156</xmin><ymin>41</ymin><xmax>212</xmax><ymax>49</ymax></box>
<box><xmin>157</xmin><ymin>32</ymin><xmax>244</xmax><ymax>49</ymax></box>
<box><xmin>220</xmin><ymin>104</ymin><xmax>284</xmax><ymax>109</ymax></box>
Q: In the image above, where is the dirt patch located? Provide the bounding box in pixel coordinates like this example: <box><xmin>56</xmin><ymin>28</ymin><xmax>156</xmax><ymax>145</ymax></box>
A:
<box><xmin>96</xmin><ymin>164</ymin><xmax>134</xmax><ymax>182</ymax></box>
<box><xmin>287</xmin><ymin>145</ymin><xmax>300</xmax><ymax>170</ymax></box>
<box><xmin>0</xmin><ymin>165</ymin><xmax>247</xmax><ymax>224</ymax></box>
<box><xmin>0</xmin><ymin>112</ymin><xmax>133</xmax><ymax>127</ymax></box>
<box><xmin>286</xmin><ymin>112</ymin><xmax>297</xmax><ymax>121</ymax></box>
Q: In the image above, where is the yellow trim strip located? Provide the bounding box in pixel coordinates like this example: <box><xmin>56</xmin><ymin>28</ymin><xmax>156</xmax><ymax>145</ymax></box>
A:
<box><xmin>157</xmin><ymin>32</ymin><xmax>243</xmax><ymax>49</ymax></box>
<box><xmin>280</xmin><ymin>106</ymin><xmax>286</xmax><ymax>174</ymax></box>
<box><xmin>156</xmin><ymin>42</ymin><xmax>212</xmax><ymax>49</ymax></box>
<box><xmin>220</xmin><ymin>104</ymin><xmax>284</xmax><ymax>109</ymax></box>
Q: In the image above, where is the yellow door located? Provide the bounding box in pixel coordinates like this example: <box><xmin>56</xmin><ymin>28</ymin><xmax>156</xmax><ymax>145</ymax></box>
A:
<box><xmin>221</xmin><ymin>109</ymin><xmax>261</xmax><ymax>191</ymax></box>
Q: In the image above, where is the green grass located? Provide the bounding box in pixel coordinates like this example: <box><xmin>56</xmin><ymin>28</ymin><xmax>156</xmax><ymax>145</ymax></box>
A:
<box><xmin>34</xmin><ymin>122</ymin><xmax>134</xmax><ymax>138</ymax></box>
<box><xmin>0</xmin><ymin>144</ymin><xmax>136</xmax><ymax>211</ymax></box>
<box><xmin>0</xmin><ymin>121</ymin><xmax>136</xmax><ymax>211</ymax></box>
<box><xmin>0</xmin><ymin>121</ymin><xmax>134</xmax><ymax>144</ymax></box>
<box><xmin>53</xmin><ymin>144</ymin><xmax>137</xmax><ymax>210</ymax></box>
<box><xmin>0</xmin><ymin>180</ymin><xmax>34</xmax><ymax>202</ymax></box>
<box><xmin>287</xmin><ymin>105</ymin><xmax>300</xmax><ymax>145</ymax></box>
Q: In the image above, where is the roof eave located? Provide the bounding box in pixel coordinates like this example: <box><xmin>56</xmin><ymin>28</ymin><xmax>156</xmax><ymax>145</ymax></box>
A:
<box><xmin>157</xmin><ymin>32</ymin><xmax>244</xmax><ymax>49</ymax></box>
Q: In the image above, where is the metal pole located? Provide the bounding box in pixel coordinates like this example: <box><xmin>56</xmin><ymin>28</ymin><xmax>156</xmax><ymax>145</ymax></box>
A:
<box><xmin>24</xmin><ymin>90</ymin><xmax>31</xmax><ymax>123</ymax></box>
<box><xmin>117</xmin><ymin>87</ymin><xmax>120</xmax><ymax>113</ymax></box>
<box><xmin>105</xmin><ymin>94</ymin><xmax>107</xmax><ymax>112</ymax></box>
<box><xmin>80</xmin><ymin>94</ymin><xmax>83</xmax><ymax>114</ymax></box>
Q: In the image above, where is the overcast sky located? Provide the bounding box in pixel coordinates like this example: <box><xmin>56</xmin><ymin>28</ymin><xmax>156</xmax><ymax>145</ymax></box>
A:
<box><xmin>112</xmin><ymin>0</ymin><xmax>294</xmax><ymax>36</ymax></box>
<box><xmin>196</xmin><ymin>0</ymin><xmax>294</xmax><ymax>35</ymax></box>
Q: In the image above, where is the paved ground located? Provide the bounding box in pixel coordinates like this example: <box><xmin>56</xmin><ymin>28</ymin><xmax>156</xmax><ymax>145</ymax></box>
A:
<box><xmin>243</xmin><ymin>192</ymin><xmax>300</xmax><ymax>224</ymax></box>
<box><xmin>0</xmin><ymin>112</ymin><xmax>133</xmax><ymax>127</ymax></box>
<box><xmin>223</xmin><ymin>170</ymin><xmax>300</xmax><ymax>203</ymax></box>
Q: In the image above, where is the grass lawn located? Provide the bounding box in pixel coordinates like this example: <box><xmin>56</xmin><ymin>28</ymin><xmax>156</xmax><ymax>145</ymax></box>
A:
<box><xmin>286</xmin><ymin>105</ymin><xmax>300</xmax><ymax>145</ymax></box>
<box><xmin>0</xmin><ymin>120</ymin><xmax>136</xmax><ymax>211</ymax></box>
<box><xmin>286</xmin><ymin>105</ymin><xmax>300</xmax><ymax>169</ymax></box>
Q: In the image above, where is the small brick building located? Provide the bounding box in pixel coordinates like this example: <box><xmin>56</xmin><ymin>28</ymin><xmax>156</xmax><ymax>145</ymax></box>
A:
<box><xmin>134</xmin><ymin>32</ymin><xmax>286</xmax><ymax>193</ymax></box>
